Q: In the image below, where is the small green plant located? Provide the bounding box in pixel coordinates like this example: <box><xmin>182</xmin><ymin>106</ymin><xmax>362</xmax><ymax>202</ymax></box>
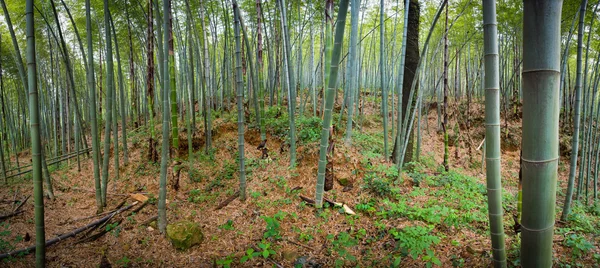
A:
<box><xmin>564</xmin><ymin>233</ymin><xmax>594</xmax><ymax>258</ymax></box>
<box><xmin>299</xmin><ymin>232</ymin><xmax>314</xmax><ymax>242</ymax></box>
<box><xmin>219</xmin><ymin>220</ymin><xmax>235</xmax><ymax>231</ymax></box>
<box><xmin>147</xmin><ymin>193</ymin><xmax>157</xmax><ymax>205</ymax></box>
<box><xmin>250</xmin><ymin>191</ymin><xmax>261</xmax><ymax>199</ymax></box>
<box><xmin>240</xmin><ymin>248</ymin><xmax>258</xmax><ymax>263</ymax></box>
<box><xmin>390</xmin><ymin>225</ymin><xmax>441</xmax><ymax>266</ymax></box>
<box><xmin>355</xmin><ymin>200</ymin><xmax>377</xmax><ymax>215</ymax></box>
<box><xmin>216</xmin><ymin>254</ymin><xmax>234</xmax><ymax>268</ymax></box>
<box><xmin>268</xmin><ymin>176</ymin><xmax>287</xmax><ymax>189</ymax></box>
<box><xmin>105</xmin><ymin>222</ymin><xmax>122</xmax><ymax>237</ymax></box>
<box><xmin>188</xmin><ymin>167</ymin><xmax>205</xmax><ymax>183</ymax></box>
<box><xmin>219</xmin><ymin>161</ymin><xmax>237</xmax><ymax>180</ymax></box>
<box><xmin>116</xmin><ymin>256</ymin><xmax>131</xmax><ymax>267</ymax></box>
<box><xmin>262</xmin><ymin>215</ymin><xmax>282</xmax><ymax>240</ymax></box>
<box><xmin>363</xmin><ymin>173</ymin><xmax>392</xmax><ymax>197</ymax></box>
<box><xmin>257</xmin><ymin>241</ymin><xmax>276</xmax><ymax>258</ymax></box>
<box><xmin>327</xmin><ymin>232</ymin><xmax>358</xmax><ymax>267</ymax></box>
<box><xmin>296</xmin><ymin>116</ymin><xmax>322</xmax><ymax>143</ymax></box>
<box><xmin>0</xmin><ymin>222</ymin><xmax>20</xmax><ymax>253</ymax></box>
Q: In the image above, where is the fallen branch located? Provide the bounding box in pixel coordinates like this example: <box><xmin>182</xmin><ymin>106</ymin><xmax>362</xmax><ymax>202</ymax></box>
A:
<box><xmin>215</xmin><ymin>191</ymin><xmax>240</xmax><ymax>210</ymax></box>
<box><xmin>139</xmin><ymin>215</ymin><xmax>158</xmax><ymax>227</ymax></box>
<box><xmin>0</xmin><ymin>210</ymin><xmax>24</xmax><ymax>221</ymax></box>
<box><xmin>10</xmin><ymin>190</ymin><xmax>19</xmax><ymax>211</ymax></box>
<box><xmin>71</xmin><ymin>188</ymin><xmax>148</xmax><ymax>197</ymax></box>
<box><xmin>13</xmin><ymin>195</ymin><xmax>30</xmax><ymax>213</ymax></box>
<box><xmin>477</xmin><ymin>137</ymin><xmax>485</xmax><ymax>151</ymax></box>
<box><xmin>60</xmin><ymin>209</ymin><xmax>117</xmax><ymax>226</ymax></box>
<box><xmin>76</xmin><ymin>219</ymin><xmax>123</xmax><ymax>244</ymax></box>
<box><xmin>299</xmin><ymin>195</ymin><xmax>315</xmax><ymax>206</ymax></box>
<box><xmin>0</xmin><ymin>202</ymin><xmax>137</xmax><ymax>260</ymax></box>
<box><xmin>298</xmin><ymin>196</ymin><xmax>355</xmax><ymax>215</ymax></box>
<box><xmin>132</xmin><ymin>201</ymin><xmax>149</xmax><ymax>214</ymax></box>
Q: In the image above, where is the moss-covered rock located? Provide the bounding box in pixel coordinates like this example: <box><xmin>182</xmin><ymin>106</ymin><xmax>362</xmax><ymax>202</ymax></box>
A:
<box><xmin>337</xmin><ymin>178</ymin><xmax>350</xmax><ymax>187</ymax></box>
<box><xmin>166</xmin><ymin>221</ymin><xmax>204</xmax><ymax>250</ymax></box>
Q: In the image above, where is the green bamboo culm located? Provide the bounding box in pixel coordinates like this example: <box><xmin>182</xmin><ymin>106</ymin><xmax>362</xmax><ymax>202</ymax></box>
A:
<box><xmin>26</xmin><ymin>0</ymin><xmax>46</xmax><ymax>265</ymax></box>
<box><xmin>380</xmin><ymin>0</ymin><xmax>388</xmax><ymax>160</ymax></box>
<box><xmin>85</xmin><ymin>0</ymin><xmax>102</xmax><ymax>213</ymax></box>
<box><xmin>394</xmin><ymin>0</ymin><xmax>410</xmax><ymax>168</ymax></box>
<box><xmin>256</xmin><ymin>0</ymin><xmax>267</xmax><ymax>142</ymax></box>
<box><xmin>315</xmin><ymin>0</ymin><xmax>350</xmax><ymax>208</ymax></box>
<box><xmin>562</xmin><ymin>0</ymin><xmax>587</xmax><ymax>222</ymax></box>
<box><xmin>278</xmin><ymin>0</ymin><xmax>297</xmax><ymax>167</ymax></box>
<box><xmin>158</xmin><ymin>0</ymin><xmax>172</xmax><ymax>234</ymax></box>
<box><xmin>233</xmin><ymin>0</ymin><xmax>247</xmax><ymax>201</ymax></box>
<box><xmin>200</xmin><ymin>1</ymin><xmax>212</xmax><ymax>152</ymax></box>
<box><xmin>442</xmin><ymin>3</ymin><xmax>449</xmax><ymax>172</ymax></box>
<box><xmin>344</xmin><ymin>0</ymin><xmax>359</xmax><ymax>145</ymax></box>
<box><xmin>482</xmin><ymin>0</ymin><xmax>506</xmax><ymax>266</ymax></box>
<box><xmin>168</xmin><ymin>0</ymin><xmax>178</xmax><ymax>154</ymax></box>
<box><xmin>520</xmin><ymin>0</ymin><xmax>563</xmax><ymax>266</ymax></box>
<box><xmin>238</xmin><ymin>15</ymin><xmax>261</xmax><ymax>137</ymax></box>
<box><xmin>323</xmin><ymin>0</ymin><xmax>333</xmax><ymax>115</ymax></box>
<box><xmin>101</xmin><ymin>0</ymin><xmax>114</xmax><ymax>206</ymax></box>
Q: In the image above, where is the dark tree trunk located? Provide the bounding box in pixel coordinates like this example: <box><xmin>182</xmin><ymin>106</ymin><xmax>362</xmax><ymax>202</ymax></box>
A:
<box><xmin>393</xmin><ymin>0</ymin><xmax>420</xmax><ymax>165</ymax></box>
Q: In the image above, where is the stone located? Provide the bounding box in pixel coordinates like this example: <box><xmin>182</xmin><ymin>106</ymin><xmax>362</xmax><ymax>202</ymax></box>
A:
<box><xmin>166</xmin><ymin>221</ymin><xmax>204</xmax><ymax>250</ymax></box>
<box><xmin>337</xmin><ymin>178</ymin><xmax>350</xmax><ymax>187</ymax></box>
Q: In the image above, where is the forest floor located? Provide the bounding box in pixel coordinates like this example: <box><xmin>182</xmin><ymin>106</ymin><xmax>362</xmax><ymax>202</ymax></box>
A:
<box><xmin>1</xmin><ymin>96</ymin><xmax>599</xmax><ymax>267</ymax></box>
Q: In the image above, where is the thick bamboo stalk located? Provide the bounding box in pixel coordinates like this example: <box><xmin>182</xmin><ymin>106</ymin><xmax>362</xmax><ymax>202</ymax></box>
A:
<box><xmin>25</xmin><ymin>0</ymin><xmax>46</xmax><ymax>265</ymax></box>
<box><xmin>315</xmin><ymin>0</ymin><xmax>350</xmax><ymax>208</ymax></box>
<box><xmin>520</xmin><ymin>0</ymin><xmax>562</xmax><ymax>266</ymax></box>
<box><xmin>482</xmin><ymin>0</ymin><xmax>507</xmax><ymax>266</ymax></box>
<box><xmin>233</xmin><ymin>0</ymin><xmax>247</xmax><ymax>201</ymax></box>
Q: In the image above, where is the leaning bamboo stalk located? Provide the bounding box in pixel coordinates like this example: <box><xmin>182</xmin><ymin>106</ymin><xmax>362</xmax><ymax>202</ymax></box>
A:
<box><xmin>315</xmin><ymin>0</ymin><xmax>350</xmax><ymax>208</ymax></box>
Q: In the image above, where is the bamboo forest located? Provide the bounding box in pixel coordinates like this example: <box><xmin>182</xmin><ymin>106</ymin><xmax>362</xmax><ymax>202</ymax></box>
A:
<box><xmin>1</xmin><ymin>0</ymin><xmax>600</xmax><ymax>267</ymax></box>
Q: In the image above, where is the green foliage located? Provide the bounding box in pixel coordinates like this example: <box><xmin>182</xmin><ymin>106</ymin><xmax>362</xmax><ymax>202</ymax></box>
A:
<box><xmin>106</xmin><ymin>222</ymin><xmax>122</xmax><ymax>237</ymax></box>
<box><xmin>257</xmin><ymin>241</ymin><xmax>276</xmax><ymax>259</ymax></box>
<box><xmin>355</xmin><ymin>199</ymin><xmax>377</xmax><ymax>215</ymax></box>
<box><xmin>218</xmin><ymin>161</ymin><xmax>237</xmax><ymax>180</ymax></box>
<box><xmin>363</xmin><ymin>174</ymin><xmax>392</xmax><ymax>197</ymax></box>
<box><xmin>116</xmin><ymin>256</ymin><xmax>131</xmax><ymax>267</ymax></box>
<box><xmin>188</xmin><ymin>189</ymin><xmax>217</xmax><ymax>203</ymax></box>
<box><xmin>264</xmin><ymin>107</ymin><xmax>324</xmax><ymax>144</ymax></box>
<box><xmin>216</xmin><ymin>254</ymin><xmax>234</xmax><ymax>268</ymax></box>
<box><xmin>219</xmin><ymin>220</ymin><xmax>234</xmax><ymax>231</ymax></box>
<box><xmin>240</xmin><ymin>248</ymin><xmax>257</xmax><ymax>263</ymax></box>
<box><xmin>296</xmin><ymin>116</ymin><xmax>321</xmax><ymax>143</ymax></box>
<box><xmin>0</xmin><ymin>222</ymin><xmax>20</xmax><ymax>253</ymax></box>
<box><xmin>563</xmin><ymin>233</ymin><xmax>594</xmax><ymax>258</ymax></box>
<box><xmin>327</xmin><ymin>231</ymin><xmax>358</xmax><ymax>267</ymax></box>
<box><xmin>147</xmin><ymin>193</ymin><xmax>157</xmax><ymax>205</ymax></box>
<box><xmin>240</xmin><ymin>241</ymin><xmax>276</xmax><ymax>263</ymax></box>
<box><xmin>362</xmin><ymin>163</ymin><xmax>400</xmax><ymax>198</ymax></box>
<box><xmin>187</xmin><ymin>166</ymin><xmax>206</xmax><ymax>183</ymax></box>
<box><xmin>389</xmin><ymin>225</ymin><xmax>440</xmax><ymax>266</ymax></box>
<box><xmin>205</xmin><ymin>178</ymin><xmax>225</xmax><ymax>192</ymax></box>
<box><xmin>262</xmin><ymin>213</ymin><xmax>284</xmax><ymax>240</ymax></box>
<box><xmin>566</xmin><ymin>204</ymin><xmax>597</xmax><ymax>234</ymax></box>
<box><xmin>354</xmin><ymin>131</ymin><xmax>384</xmax><ymax>155</ymax></box>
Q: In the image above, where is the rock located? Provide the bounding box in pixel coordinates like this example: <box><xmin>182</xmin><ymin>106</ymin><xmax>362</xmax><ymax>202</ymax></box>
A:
<box><xmin>337</xmin><ymin>178</ymin><xmax>350</xmax><ymax>187</ymax></box>
<box><xmin>166</xmin><ymin>221</ymin><xmax>204</xmax><ymax>250</ymax></box>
